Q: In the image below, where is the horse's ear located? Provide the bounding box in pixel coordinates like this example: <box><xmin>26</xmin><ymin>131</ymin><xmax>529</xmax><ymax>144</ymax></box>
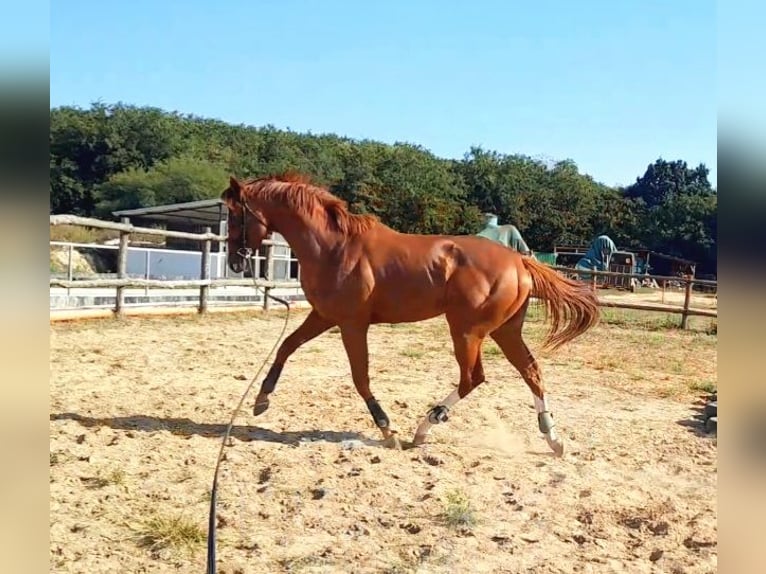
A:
<box><xmin>228</xmin><ymin>176</ymin><xmax>241</xmax><ymax>201</ymax></box>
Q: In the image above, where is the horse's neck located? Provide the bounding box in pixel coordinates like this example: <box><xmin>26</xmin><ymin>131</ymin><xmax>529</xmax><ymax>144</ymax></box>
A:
<box><xmin>268</xmin><ymin>209</ymin><xmax>339</xmax><ymax>268</ymax></box>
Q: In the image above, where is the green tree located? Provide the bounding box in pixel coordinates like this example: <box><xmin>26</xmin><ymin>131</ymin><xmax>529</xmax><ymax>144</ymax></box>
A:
<box><xmin>621</xmin><ymin>158</ymin><xmax>717</xmax><ymax>273</ymax></box>
<box><xmin>94</xmin><ymin>157</ymin><xmax>229</xmax><ymax>217</ymax></box>
<box><xmin>370</xmin><ymin>143</ymin><xmax>475</xmax><ymax>234</ymax></box>
<box><xmin>49</xmin><ymin>103</ymin><xmax>716</xmax><ymax>276</ymax></box>
<box><xmin>623</xmin><ymin>158</ymin><xmax>713</xmax><ymax>208</ymax></box>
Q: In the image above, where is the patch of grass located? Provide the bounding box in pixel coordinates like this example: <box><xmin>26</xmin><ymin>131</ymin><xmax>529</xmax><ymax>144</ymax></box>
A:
<box><xmin>666</xmin><ymin>359</ymin><xmax>687</xmax><ymax>375</ymax></box>
<box><xmin>384</xmin><ymin>545</ymin><xmax>440</xmax><ymax>574</ymax></box>
<box><xmin>526</xmin><ymin>303</ymin><xmax>714</xmax><ymax>334</ymax></box>
<box><xmin>617</xmin><ymin>330</ymin><xmax>668</xmax><ymax>349</ymax></box>
<box><xmin>441</xmin><ymin>489</ymin><xmax>477</xmax><ymax>530</ymax></box>
<box><xmin>81</xmin><ymin>468</ymin><xmax>127</xmax><ymax>489</ymax></box>
<box><xmin>590</xmin><ymin>356</ymin><xmax>624</xmax><ymax>371</ymax></box>
<box><xmin>132</xmin><ymin>512</ymin><xmax>205</xmax><ymax>555</ymax></box>
<box><xmin>107</xmin><ymin>468</ymin><xmax>126</xmax><ymax>486</ymax></box>
<box><xmin>278</xmin><ymin>554</ymin><xmax>334</xmax><ymax>572</ymax></box>
<box><xmin>598</xmin><ymin>309</ymin><xmax>681</xmax><ymax>331</ymax></box>
<box><xmin>50</xmin><ymin>224</ymin><xmax>163</xmax><ymax>245</ymax></box>
<box><xmin>655</xmin><ymin>386</ymin><xmax>683</xmax><ymax>399</ymax></box>
<box><xmin>400</xmin><ymin>349</ymin><xmax>425</xmax><ymax>358</ymax></box>
<box><xmin>483</xmin><ymin>344</ymin><xmax>503</xmax><ymax>357</ymax></box>
<box><xmin>689</xmin><ymin>380</ymin><xmax>717</xmax><ymax>395</ymax></box>
<box><xmin>50</xmin><ymin>224</ymin><xmax>119</xmax><ymax>244</ymax></box>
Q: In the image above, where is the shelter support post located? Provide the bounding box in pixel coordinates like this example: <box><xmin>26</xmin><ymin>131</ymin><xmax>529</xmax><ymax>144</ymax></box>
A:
<box><xmin>199</xmin><ymin>226</ymin><xmax>211</xmax><ymax>314</ymax></box>
<box><xmin>680</xmin><ymin>278</ymin><xmax>693</xmax><ymax>329</ymax></box>
<box><xmin>144</xmin><ymin>250</ymin><xmax>150</xmax><ymax>296</ymax></box>
<box><xmin>263</xmin><ymin>240</ymin><xmax>274</xmax><ymax>312</ymax></box>
<box><xmin>67</xmin><ymin>243</ymin><xmax>74</xmax><ymax>297</ymax></box>
<box><xmin>115</xmin><ymin>217</ymin><xmax>130</xmax><ymax>316</ymax></box>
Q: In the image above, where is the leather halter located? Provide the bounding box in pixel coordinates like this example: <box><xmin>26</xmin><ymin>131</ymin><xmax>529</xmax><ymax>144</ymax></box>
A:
<box><xmin>233</xmin><ymin>199</ymin><xmax>268</xmax><ymax>260</ymax></box>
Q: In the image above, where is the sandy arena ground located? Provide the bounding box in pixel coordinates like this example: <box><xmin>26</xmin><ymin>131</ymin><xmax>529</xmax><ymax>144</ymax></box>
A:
<box><xmin>50</xmin><ymin>309</ymin><xmax>717</xmax><ymax>573</ymax></box>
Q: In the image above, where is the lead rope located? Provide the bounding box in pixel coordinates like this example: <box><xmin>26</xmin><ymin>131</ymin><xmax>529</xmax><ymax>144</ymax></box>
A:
<box><xmin>206</xmin><ymin>247</ymin><xmax>291</xmax><ymax>574</ymax></box>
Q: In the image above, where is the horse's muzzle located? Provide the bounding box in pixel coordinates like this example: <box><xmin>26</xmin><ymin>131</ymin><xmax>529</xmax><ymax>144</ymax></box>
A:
<box><xmin>228</xmin><ymin>259</ymin><xmax>244</xmax><ymax>274</ymax></box>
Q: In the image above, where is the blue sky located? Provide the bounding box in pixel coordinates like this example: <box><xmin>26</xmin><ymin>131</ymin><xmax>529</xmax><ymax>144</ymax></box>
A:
<box><xmin>50</xmin><ymin>0</ymin><xmax>717</xmax><ymax>187</ymax></box>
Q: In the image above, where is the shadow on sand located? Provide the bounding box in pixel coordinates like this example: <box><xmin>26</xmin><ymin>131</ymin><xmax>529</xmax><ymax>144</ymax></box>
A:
<box><xmin>675</xmin><ymin>393</ymin><xmax>717</xmax><ymax>438</ymax></box>
<box><xmin>50</xmin><ymin>411</ymin><xmax>381</xmax><ymax>447</ymax></box>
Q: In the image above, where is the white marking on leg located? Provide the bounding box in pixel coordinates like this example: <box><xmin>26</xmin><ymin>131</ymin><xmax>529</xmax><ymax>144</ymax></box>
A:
<box><xmin>535</xmin><ymin>394</ymin><xmax>563</xmax><ymax>455</ymax></box>
<box><xmin>441</xmin><ymin>389</ymin><xmax>461</xmax><ymax>409</ymax></box>
<box><xmin>414</xmin><ymin>389</ymin><xmax>461</xmax><ymax>444</ymax></box>
<box><xmin>534</xmin><ymin>395</ymin><xmax>556</xmax><ymax>438</ymax></box>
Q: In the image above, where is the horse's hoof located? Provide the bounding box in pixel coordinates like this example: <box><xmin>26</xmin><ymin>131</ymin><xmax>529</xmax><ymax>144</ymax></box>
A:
<box><xmin>412</xmin><ymin>433</ymin><xmax>428</xmax><ymax>447</ymax></box>
<box><xmin>547</xmin><ymin>437</ymin><xmax>564</xmax><ymax>458</ymax></box>
<box><xmin>381</xmin><ymin>434</ymin><xmax>403</xmax><ymax>450</ymax></box>
<box><xmin>253</xmin><ymin>400</ymin><xmax>270</xmax><ymax>416</ymax></box>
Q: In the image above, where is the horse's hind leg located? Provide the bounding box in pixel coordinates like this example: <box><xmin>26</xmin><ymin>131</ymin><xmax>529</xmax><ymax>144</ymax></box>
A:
<box><xmin>490</xmin><ymin>310</ymin><xmax>564</xmax><ymax>457</ymax></box>
<box><xmin>412</xmin><ymin>324</ymin><xmax>484</xmax><ymax>446</ymax></box>
<box><xmin>253</xmin><ymin>309</ymin><xmax>335</xmax><ymax>415</ymax></box>
<box><xmin>472</xmin><ymin>346</ymin><xmax>486</xmax><ymax>387</ymax></box>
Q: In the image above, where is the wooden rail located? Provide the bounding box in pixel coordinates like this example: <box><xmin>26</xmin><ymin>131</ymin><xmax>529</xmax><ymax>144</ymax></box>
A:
<box><xmin>548</xmin><ymin>265</ymin><xmax>718</xmax><ymax>287</ymax></box>
<box><xmin>597</xmin><ymin>299</ymin><xmax>717</xmax><ymax>319</ymax></box>
<box><xmin>49</xmin><ymin>278</ymin><xmax>298</xmax><ymax>289</ymax></box>
<box><xmin>50</xmin><ymin>214</ymin><xmax>297</xmax><ymax>315</ymax></box>
<box><xmin>549</xmin><ymin>264</ymin><xmax>717</xmax><ymax>327</ymax></box>
<box><xmin>49</xmin><ymin>214</ymin><xmax>284</xmax><ymax>246</ymax></box>
<box><xmin>50</xmin><ymin>214</ymin><xmax>718</xmax><ymax>328</ymax></box>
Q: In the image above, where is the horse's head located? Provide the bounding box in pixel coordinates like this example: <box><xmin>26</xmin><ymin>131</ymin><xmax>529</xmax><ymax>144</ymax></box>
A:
<box><xmin>221</xmin><ymin>176</ymin><xmax>271</xmax><ymax>274</ymax></box>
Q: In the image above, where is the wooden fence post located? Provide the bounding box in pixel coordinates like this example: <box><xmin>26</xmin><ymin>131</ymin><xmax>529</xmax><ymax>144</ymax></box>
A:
<box><xmin>680</xmin><ymin>278</ymin><xmax>693</xmax><ymax>329</ymax></box>
<box><xmin>144</xmin><ymin>250</ymin><xmax>151</xmax><ymax>297</ymax></box>
<box><xmin>67</xmin><ymin>243</ymin><xmax>74</xmax><ymax>298</ymax></box>
<box><xmin>263</xmin><ymin>240</ymin><xmax>274</xmax><ymax>312</ymax></box>
<box><xmin>115</xmin><ymin>217</ymin><xmax>130</xmax><ymax>316</ymax></box>
<box><xmin>199</xmin><ymin>226</ymin><xmax>211</xmax><ymax>314</ymax></box>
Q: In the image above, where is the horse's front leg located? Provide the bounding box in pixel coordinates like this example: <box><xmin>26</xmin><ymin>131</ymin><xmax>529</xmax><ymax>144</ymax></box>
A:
<box><xmin>339</xmin><ymin>323</ymin><xmax>401</xmax><ymax>449</ymax></box>
<box><xmin>253</xmin><ymin>309</ymin><xmax>335</xmax><ymax>415</ymax></box>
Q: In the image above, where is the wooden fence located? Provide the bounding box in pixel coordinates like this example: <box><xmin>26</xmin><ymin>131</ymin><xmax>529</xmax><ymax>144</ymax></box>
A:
<box><xmin>50</xmin><ymin>214</ymin><xmax>299</xmax><ymax>315</ymax></box>
<box><xmin>548</xmin><ymin>265</ymin><xmax>717</xmax><ymax>328</ymax></box>
<box><xmin>51</xmin><ymin>215</ymin><xmax>717</xmax><ymax>328</ymax></box>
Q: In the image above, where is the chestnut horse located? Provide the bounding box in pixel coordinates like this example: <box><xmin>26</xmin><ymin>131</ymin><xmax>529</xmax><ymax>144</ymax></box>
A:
<box><xmin>221</xmin><ymin>173</ymin><xmax>600</xmax><ymax>455</ymax></box>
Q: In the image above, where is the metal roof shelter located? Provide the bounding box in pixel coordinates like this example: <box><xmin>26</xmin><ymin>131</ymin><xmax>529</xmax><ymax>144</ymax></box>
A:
<box><xmin>113</xmin><ymin>198</ymin><xmax>227</xmax><ymax>227</ymax></box>
<box><xmin>113</xmin><ymin>199</ymin><xmax>228</xmax><ymax>252</ymax></box>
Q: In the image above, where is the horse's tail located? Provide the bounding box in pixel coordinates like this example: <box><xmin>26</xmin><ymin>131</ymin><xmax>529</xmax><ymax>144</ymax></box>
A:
<box><xmin>521</xmin><ymin>256</ymin><xmax>601</xmax><ymax>351</ymax></box>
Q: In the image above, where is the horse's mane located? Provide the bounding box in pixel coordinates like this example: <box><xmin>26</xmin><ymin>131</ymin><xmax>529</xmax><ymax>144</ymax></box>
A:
<box><xmin>230</xmin><ymin>172</ymin><xmax>378</xmax><ymax>237</ymax></box>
